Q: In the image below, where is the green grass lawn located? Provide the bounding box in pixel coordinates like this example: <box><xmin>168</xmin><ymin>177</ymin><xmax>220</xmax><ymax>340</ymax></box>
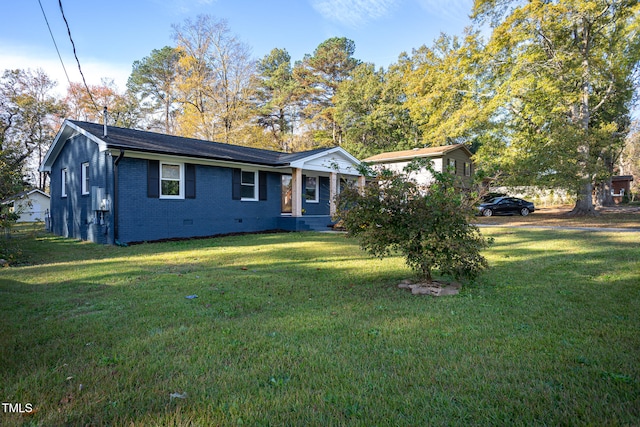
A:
<box><xmin>1</xmin><ymin>227</ymin><xmax>639</xmax><ymax>426</ymax></box>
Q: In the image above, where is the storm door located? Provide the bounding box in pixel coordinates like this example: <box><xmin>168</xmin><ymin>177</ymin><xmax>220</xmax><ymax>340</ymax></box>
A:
<box><xmin>281</xmin><ymin>174</ymin><xmax>292</xmax><ymax>214</ymax></box>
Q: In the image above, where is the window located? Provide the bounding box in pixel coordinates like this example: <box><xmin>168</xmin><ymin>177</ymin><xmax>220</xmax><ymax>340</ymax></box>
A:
<box><xmin>448</xmin><ymin>158</ymin><xmax>457</xmax><ymax>174</ymax></box>
<box><xmin>160</xmin><ymin>162</ymin><xmax>183</xmax><ymax>198</ymax></box>
<box><xmin>81</xmin><ymin>162</ymin><xmax>90</xmax><ymax>195</ymax></box>
<box><xmin>281</xmin><ymin>175</ymin><xmax>292</xmax><ymax>213</ymax></box>
<box><xmin>61</xmin><ymin>168</ymin><xmax>68</xmax><ymax>197</ymax></box>
<box><xmin>232</xmin><ymin>169</ymin><xmax>266</xmax><ymax>201</ymax></box>
<box><xmin>148</xmin><ymin>161</ymin><xmax>195</xmax><ymax>199</ymax></box>
<box><xmin>464</xmin><ymin>162</ymin><xmax>471</xmax><ymax>177</ymax></box>
<box><xmin>305</xmin><ymin>176</ymin><xmax>318</xmax><ymax>202</ymax></box>
<box><xmin>241</xmin><ymin>170</ymin><xmax>258</xmax><ymax>200</ymax></box>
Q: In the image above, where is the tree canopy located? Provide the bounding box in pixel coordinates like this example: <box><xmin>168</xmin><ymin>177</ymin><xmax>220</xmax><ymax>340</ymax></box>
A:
<box><xmin>4</xmin><ymin>6</ymin><xmax>639</xmax><ymax>213</ymax></box>
<box><xmin>472</xmin><ymin>0</ymin><xmax>640</xmax><ymax>214</ymax></box>
<box><xmin>335</xmin><ymin>161</ymin><xmax>489</xmax><ymax>282</ymax></box>
<box><xmin>0</xmin><ymin>69</ymin><xmax>64</xmax><ymax>197</ymax></box>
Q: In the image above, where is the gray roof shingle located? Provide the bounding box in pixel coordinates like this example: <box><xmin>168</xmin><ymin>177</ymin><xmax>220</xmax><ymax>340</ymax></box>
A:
<box><xmin>71</xmin><ymin>120</ymin><xmax>329</xmax><ymax>166</ymax></box>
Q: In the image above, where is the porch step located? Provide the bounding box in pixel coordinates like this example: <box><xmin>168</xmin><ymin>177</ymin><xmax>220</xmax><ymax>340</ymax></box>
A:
<box><xmin>278</xmin><ymin>215</ymin><xmax>335</xmax><ymax>232</ymax></box>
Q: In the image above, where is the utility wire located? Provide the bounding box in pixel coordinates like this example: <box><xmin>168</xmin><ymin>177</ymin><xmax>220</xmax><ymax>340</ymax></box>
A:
<box><xmin>37</xmin><ymin>0</ymin><xmax>71</xmax><ymax>87</ymax></box>
<box><xmin>57</xmin><ymin>0</ymin><xmax>101</xmax><ymax>114</ymax></box>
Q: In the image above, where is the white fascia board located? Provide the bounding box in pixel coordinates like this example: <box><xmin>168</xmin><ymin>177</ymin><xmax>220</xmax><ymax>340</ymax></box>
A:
<box><xmin>289</xmin><ymin>147</ymin><xmax>361</xmax><ymax>175</ymax></box>
<box><xmin>366</xmin><ymin>152</ymin><xmax>444</xmax><ymax>164</ymax></box>
<box><xmin>26</xmin><ymin>189</ymin><xmax>50</xmax><ymax>198</ymax></box>
<box><xmin>113</xmin><ymin>146</ymin><xmax>363</xmax><ymax>175</ymax></box>
<box><xmin>109</xmin><ymin>149</ymin><xmax>287</xmax><ymax>172</ymax></box>
<box><xmin>40</xmin><ymin>120</ymin><xmax>109</xmax><ymax>172</ymax></box>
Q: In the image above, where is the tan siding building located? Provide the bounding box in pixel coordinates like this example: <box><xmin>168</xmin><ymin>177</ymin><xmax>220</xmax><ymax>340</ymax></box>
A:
<box><xmin>363</xmin><ymin>144</ymin><xmax>475</xmax><ymax>187</ymax></box>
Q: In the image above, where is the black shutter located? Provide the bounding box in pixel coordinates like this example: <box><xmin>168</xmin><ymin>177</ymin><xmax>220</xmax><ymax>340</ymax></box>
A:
<box><xmin>259</xmin><ymin>171</ymin><xmax>267</xmax><ymax>201</ymax></box>
<box><xmin>232</xmin><ymin>168</ymin><xmax>241</xmax><ymax>200</ymax></box>
<box><xmin>147</xmin><ymin>160</ymin><xmax>159</xmax><ymax>198</ymax></box>
<box><xmin>185</xmin><ymin>164</ymin><xmax>196</xmax><ymax>199</ymax></box>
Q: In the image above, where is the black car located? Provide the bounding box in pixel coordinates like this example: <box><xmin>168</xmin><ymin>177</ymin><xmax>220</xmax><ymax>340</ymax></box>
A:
<box><xmin>478</xmin><ymin>197</ymin><xmax>535</xmax><ymax>217</ymax></box>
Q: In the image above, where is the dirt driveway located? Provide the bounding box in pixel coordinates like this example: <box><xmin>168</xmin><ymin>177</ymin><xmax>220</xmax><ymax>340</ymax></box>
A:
<box><xmin>474</xmin><ymin>205</ymin><xmax>640</xmax><ymax>230</ymax></box>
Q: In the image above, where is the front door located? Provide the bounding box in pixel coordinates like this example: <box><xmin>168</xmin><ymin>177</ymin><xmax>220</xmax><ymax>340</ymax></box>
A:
<box><xmin>281</xmin><ymin>174</ymin><xmax>292</xmax><ymax>214</ymax></box>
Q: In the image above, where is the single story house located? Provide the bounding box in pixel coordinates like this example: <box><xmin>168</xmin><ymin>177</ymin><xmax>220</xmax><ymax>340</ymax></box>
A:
<box><xmin>363</xmin><ymin>144</ymin><xmax>475</xmax><ymax>186</ymax></box>
<box><xmin>1</xmin><ymin>189</ymin><xmax>50</xmax><ymax>222</ymax></box>
<box><xmin>611</xmin><ymin>175</ymin><xmax>633</xmax><ymax>204</ymax></box>
<box><xmin>40</xmin><ymin>120</ymin><xmax>362</xmax><ymax>245</ymax></box>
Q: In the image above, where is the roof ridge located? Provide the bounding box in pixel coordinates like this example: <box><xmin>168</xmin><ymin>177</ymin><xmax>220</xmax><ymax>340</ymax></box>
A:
<box><xmin>68</xmin><ymin>120</ymin><xmax>339</xmax><ymax>166</ymax></box>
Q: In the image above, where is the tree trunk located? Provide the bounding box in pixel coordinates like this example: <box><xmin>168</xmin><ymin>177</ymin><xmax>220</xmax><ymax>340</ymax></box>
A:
<box><xmin>568</xmin><ymin>20</ymin><xmax>599</xmax><ymax>218</ymax></box>
<box><xmin>595</xmin><ymin>178</ymin><xmax>615</xmax><ymax>207</ymax></box>
<box><xmin>569</xmin><ymin>181</ymin><xmax>598</xmax><ymax>216</ymax></box>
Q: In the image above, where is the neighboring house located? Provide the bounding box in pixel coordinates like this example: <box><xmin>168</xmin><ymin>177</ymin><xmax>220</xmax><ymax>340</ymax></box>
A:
<box><xmin>611</xmin><ymin>175</ymin><xmax>633</xmax><ymax>204</ymax></box>
<box><xmin>363</xmin><ymin>144</ymin><xmax>475</xmax><ymax>186</ymax></box>
<box><xmin>1</xmin><ymin>189</ymin><xmax>50</xmax><ymax>222</ymax></box>
<box><xmin>40</xmin><ymin>120</ymin><xmax>362</xmax><ymax>245</ymax></box>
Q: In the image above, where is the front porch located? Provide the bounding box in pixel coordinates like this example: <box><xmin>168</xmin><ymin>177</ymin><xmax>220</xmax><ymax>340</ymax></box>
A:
<box><xmin>280</xmin><ymin>147</ymin><xmax>365</xmax><ymax>222</ymax></box>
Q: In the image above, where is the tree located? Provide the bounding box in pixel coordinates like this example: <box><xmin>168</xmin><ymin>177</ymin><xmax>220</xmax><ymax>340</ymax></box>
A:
<box><xmin>173</xmin><ymin>15</ymin><xmax>255</xmax><ymax>143</ymax></box>
<box><xmin>252</xmin><ymin>48</ymin><xmax>297</xmax><ymax>151</ymax></box>
<box><xmin>128</xmin><ymin>46</ymin><xmax>182</xmax><ymax>134</ymax></box>
<box><xmin>335</xmin><ymin>161</ymin><xmax>489</xmax><ymax>283</ymax></box>
<box><xmin>619</xmin><ymin>124</ymin><xmax>640</xmax><ymax>200</ymax></box>
<box><xmin>334</xmin><ymin>62</ymin><xmax>419</xmax><ymax>158</ymax></box>
<box><xmin>293</xmin><ymin>37</ymin><xmax>360</xmax><ymax>146</ymax></box>
<box><xmin>401</xmin><ymin>30</ymin><xmax>491</xmax><ymax>147</ymax></box>
<box><xmin>65</xmin><ymin>79</ymin><xmax>141</xmax><ymax>128</ymax></box>
<box><xmin>473</xmin><ymin>0</ymin><xmax>640</xmax><ymax>215</ymax></box>
<box><xmin>1</xmin><ymin>68</ymin><xmax>64</xmax><ymax>194</ymax></box>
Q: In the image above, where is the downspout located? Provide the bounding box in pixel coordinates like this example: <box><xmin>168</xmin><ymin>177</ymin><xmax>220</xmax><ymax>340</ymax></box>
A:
<box><xmin>113</xmin><ymin>149</ymin><xmax>125</xmax><ymax>244</ymax></box>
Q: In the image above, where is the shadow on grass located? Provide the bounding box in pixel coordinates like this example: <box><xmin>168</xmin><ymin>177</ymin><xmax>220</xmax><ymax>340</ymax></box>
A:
<box><xmin>1</xmin><ymin>228</ymin><xmax>639</xmax><ymax>425</ymax></box>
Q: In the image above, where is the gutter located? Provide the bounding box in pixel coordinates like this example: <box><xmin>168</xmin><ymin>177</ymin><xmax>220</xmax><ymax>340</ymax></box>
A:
<box><xmin>113</xmin><ymin>149</ymin><xmax>125</xmax><ymax>244</ymax></box>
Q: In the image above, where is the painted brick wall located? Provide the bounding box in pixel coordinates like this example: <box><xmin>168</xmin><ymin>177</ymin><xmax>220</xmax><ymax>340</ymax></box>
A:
<box><xmin>49</xmin><ymin>135</ymin><xmax>113</xmax><ymax>244</ymax></box>
<box><xmin>116</xmin><ymin>158</ymin><xmax>291</xmax><ymax>243</ymax></box>
<box><xmin>49</xmin><ymin>136</ymin><xmax>335</xmax><ymax>245</ymax></box>
<box><xmin>301</xmin><ymin>176</ymin><xmax>331</xmax><ymax>215</ymax></box>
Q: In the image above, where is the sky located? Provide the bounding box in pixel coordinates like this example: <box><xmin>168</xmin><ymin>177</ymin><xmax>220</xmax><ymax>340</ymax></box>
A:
<box><xmin>1</xmin><ymin>0</ymin><xmax>474</xmax><ymax>95</ymax></box>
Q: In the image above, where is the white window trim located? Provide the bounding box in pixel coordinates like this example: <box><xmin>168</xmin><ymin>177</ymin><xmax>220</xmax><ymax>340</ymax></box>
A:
<box><xmin>305</xmin><ymin>176</ymin><xmax>319</xmax><ymax>203</ymax></box>
<box><xmin>448</xmin><ymin>159</ymin><xmax>457</xmax><ymax>175</ymax></box>
<box><xmin>81</xmin><ymin>162</ymin><xmax>90</xmax><ymax>195</ymax></box>
<box><xmin>160</xmin><ymin>162</ymin><xmax>184</xmax><ymax>199</ymax></box>
<box><xmin>61</xmin><ymin>168</ymin><xmax>68</xmax><ymax>198</ymax></box>
<box><xmin>241</xmin><ymin>170</ymin><xmax>259</xmax><ymax>201</ymax></box>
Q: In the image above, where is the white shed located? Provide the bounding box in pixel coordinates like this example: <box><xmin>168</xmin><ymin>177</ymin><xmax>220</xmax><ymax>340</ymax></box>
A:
<box><xmin>1</xmin><ymin>189</ymin><xmax>51</xmax><ymax>222</ymax></box>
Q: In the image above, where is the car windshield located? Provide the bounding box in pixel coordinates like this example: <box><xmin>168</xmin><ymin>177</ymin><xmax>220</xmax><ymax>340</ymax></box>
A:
<box><xmin>488</xmin><ymin>197</ymin><xmax>503</xmax><ymax>204</ymax></box>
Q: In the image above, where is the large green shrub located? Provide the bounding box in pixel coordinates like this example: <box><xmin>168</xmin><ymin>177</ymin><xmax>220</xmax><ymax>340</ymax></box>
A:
<box><xmin>335</xmin><ymin>161</ymin><xmax>489</xmax><ymax>282</ymax></box>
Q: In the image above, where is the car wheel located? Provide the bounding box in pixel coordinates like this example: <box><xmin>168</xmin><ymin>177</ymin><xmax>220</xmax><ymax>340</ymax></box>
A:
<box><xmin>520</xmin><ymin>207</ymin><xmax>530</xmax><ymax>216</ymax></box>
<box><xmin>482</xmin><ymin>209</ymin><xmax>493</xmax><ymax>217</ymax></box>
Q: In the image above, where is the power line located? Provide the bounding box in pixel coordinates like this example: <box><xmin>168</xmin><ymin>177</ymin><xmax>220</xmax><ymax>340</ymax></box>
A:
<box><xmin>57</xmin><ymin>0</ymin><xmax>101</xmax><ymax>113</ymax></box>
<box><xmin>37</xmin><ymin>0</ymin><xmax>71</xmax><ymax>87</ymax></box>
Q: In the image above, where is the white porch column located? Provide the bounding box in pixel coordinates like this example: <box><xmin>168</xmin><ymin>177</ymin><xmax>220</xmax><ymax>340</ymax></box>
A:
<box><xmin>358</xmin><ymin>175</ymin><xmax>366</xmax><ymax>195</ymax></box>
<box><xmin>291</xmin><ymin>167</ymin><xmax>302</xmax><ymax>217</ymax></box>
<box><xmin>329</xmin><ymin>172</ymin><xmax>338</xmax><ymax>217</ymax></box>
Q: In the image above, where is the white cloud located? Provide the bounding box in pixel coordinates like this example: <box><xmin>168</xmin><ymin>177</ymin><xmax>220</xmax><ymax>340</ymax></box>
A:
<box><xmin>311</xmin><ymin>0</ymin><xmax>400</xmax><ymax>27</ymax></box>
<box><xmin>0</xmin><ymin>40</ymin><xmax>131</xmax><ymax>96</ymax></box>
<box><xmin>416</xmin><ymin>0</ymin><xmax>473</xmax><ymax>22</ymax></box>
